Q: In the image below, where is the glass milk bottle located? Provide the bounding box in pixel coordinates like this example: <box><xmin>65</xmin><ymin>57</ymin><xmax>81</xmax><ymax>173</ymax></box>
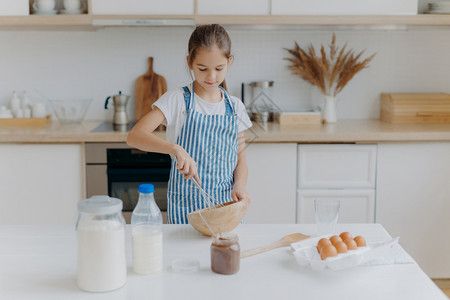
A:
<box><xmin>76</xmin><ymin>196</ymin><xmax>127</xmax><ymax>292</ymax></box>
<box><xmin>131</xmin><ymin>183</ymin><xmax>163</xmax><ymax>275</ymax></box>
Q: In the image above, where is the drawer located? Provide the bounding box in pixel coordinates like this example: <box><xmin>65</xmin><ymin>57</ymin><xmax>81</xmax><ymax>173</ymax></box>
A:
<box><xmin>296</xmin><ymin>189</ymin><xmax>375</xmax><ymax>224</ymax></box>
<box><xmin>298</xmin><ymin>144</ymin><xmax>377</xmax><ymax>189</ymax></box>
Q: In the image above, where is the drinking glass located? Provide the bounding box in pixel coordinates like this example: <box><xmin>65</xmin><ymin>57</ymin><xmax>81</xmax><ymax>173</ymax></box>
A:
<box><xmin>314</xmin><ymin>199</ymin><xmax>340</xmax><ymax>235</ymax></box>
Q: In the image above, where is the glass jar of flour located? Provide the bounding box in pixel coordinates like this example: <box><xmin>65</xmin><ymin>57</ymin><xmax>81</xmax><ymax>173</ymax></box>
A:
<box><xmin>76</xmin><ymin>196</ymin><xmax>127</xmax><ymax>292</ymax></box>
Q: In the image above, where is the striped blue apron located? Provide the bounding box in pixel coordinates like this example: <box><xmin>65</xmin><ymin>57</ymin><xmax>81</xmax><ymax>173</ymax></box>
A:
<box><xmin>167</xmin><ymin>84</ymin><xmax>238</xmax><ymax>224</ymax></box>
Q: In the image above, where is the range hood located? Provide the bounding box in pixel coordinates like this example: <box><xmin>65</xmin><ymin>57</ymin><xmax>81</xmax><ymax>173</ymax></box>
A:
<box><xmin>92</xmin><ymin>18</ymin><xmax>195</xmax><ymax>27</ymax></box>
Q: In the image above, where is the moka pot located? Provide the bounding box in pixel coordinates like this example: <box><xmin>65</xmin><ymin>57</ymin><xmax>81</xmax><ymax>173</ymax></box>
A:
<box><xmin>105</xmin><ymin>91</ymin><xmax>130</xmax><ymax>125</ymax></box>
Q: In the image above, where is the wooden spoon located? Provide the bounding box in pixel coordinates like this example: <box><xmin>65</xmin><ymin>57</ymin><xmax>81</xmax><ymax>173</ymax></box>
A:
<box><xmin>240</xmin><ymin>233</ymin><xmax>310</xmax><ymax>258</ymax></box>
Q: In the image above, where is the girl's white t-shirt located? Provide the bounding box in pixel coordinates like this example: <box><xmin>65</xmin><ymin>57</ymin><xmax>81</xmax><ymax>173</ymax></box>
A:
<box><xmin>153</xmin><ymin>87</ymin><xmax>252</xmax><ymax>144</ymax></box>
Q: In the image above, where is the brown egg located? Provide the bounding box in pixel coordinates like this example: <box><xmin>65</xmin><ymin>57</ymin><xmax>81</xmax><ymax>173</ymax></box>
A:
<box><xmin>344</xmin><ymin>238</ymin><xmax>358</xmax><ymax>250</ymax></box>
<box><xmin>334</xmin><ymin>241</ymin><xmax>348</xmax><ymax>254</ymax></box>
<box><xmin>317</xmin><ymin>238</ymin><xmax>332</xmax><ymax>253</ymax></box>
<box><xmin>320</xmin><ymin>244</ymin><xmax>338</xmax><ymax>260</ymax></box>
<box><xmin>330</xmin><ymin>235</ymin><xmax>343</xmax><ymax>245</ymax></box>
<box><xmin>354</xmin><ymin>235</ymin><xmax>367</xmax><ymax>247</ymax></box>
<box><xmin>339</xmin><ymin>232</ymin><xmax>352</xmax><ymax>241</ymax></box>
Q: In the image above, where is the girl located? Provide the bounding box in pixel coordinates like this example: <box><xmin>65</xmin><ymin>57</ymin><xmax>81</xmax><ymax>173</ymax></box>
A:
<box><xmin>127</xmin><ymin>24</ymin><xmax>252</xmax><ymax>224</ymax></box>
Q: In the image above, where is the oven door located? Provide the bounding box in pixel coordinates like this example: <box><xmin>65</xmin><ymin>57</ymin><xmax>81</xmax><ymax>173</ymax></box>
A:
<box><xmin>106</xmin><ymin>148</ymin><xmax>172</xmax><ymax>224</ymax></box>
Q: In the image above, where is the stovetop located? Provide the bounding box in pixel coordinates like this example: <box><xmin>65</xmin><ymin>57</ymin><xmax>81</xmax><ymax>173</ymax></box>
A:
<box><xmin>91</xmin><ymin>121</ymin><xmax>137</xmax><ymax>132</ymax></box>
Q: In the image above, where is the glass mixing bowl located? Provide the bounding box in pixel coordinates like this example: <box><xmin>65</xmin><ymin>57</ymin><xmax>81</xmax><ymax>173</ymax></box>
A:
<box><xmin>49</xmin><ymin>98</ymin><xmax>92</xmax><ymax>124</ymax></box>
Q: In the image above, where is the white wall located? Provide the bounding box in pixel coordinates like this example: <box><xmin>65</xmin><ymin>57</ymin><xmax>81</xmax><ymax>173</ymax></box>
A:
<box><xmin>1</xmin><ymin>26</ymin><xmax>449</xmax><ymax>121</ymax></box>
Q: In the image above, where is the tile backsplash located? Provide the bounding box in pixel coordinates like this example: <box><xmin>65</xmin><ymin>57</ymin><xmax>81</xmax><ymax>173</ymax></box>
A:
<box><xmin>0</xmin><ymin>26</ymin><xmax>449</xmax><ymax>121</ymax></box>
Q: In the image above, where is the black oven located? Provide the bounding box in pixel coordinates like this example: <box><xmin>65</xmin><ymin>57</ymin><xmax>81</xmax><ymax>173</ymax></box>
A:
<box><xmin>85</xmin><ymin>143</ymin><xmax>172</xmax><ymax>223</ymax></box>
<box><xmin>106</xmin><ymin>149</ymin><xmax>171</xmax><ymax>216</ymax></box>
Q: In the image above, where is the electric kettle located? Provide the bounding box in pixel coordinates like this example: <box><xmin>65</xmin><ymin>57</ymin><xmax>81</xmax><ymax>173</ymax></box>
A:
<box><xmin>105</xmin><ymin>91</ymin><xmax>130</xmax><ymax>125</ymax></box>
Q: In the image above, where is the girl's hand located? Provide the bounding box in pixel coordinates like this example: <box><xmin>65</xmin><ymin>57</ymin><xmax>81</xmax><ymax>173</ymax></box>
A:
<box><xmin>174</xmin><ymin>146</ymin><xmax>200</xmax><ymax>183</ymax></box>
<box><xmin>231</xmin><ymin>189</ymin><xmax>251</xmax><ymax>214</ymax></box>
<box><xmin>231</xmin><ymin>188</ymin><xmax>251</xmax><ymax>204</ymax></box>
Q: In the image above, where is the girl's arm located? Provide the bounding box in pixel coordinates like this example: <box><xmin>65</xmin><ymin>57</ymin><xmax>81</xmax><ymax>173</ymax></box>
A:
<box><xmin>127</xmin><ymin>107</ymin><xmax>199</xmax><ymax>181</ymax></box>
<box><xmin>231</xmin><ymin>132</ymin><xmax>251</xmax><ymax>203</ymax></box>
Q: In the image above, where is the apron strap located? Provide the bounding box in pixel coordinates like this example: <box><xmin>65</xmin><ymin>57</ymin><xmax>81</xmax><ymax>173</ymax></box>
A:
<box><xmin>184</xmin><ymin>84</ymin><xmax>235</xmax><ymax>115</ymax></box>
<box><xmin>219</xmin><ymin>86</ymin><xmax>236</xmax><ymax>116</ymax></box>
<box><xmin>182</xmin><ymin>86</ymin><xmax>192</xmax><ymax>112</ymax></box>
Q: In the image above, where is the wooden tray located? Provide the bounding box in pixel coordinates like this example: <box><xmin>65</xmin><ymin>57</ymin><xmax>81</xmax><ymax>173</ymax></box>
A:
<box><xmin>0</xmin><ymin>115</ymin><xmax>52</xmax><ymax>127</ymax></box>
<box><xmin>275</xmin><ymin>112</ymin><xmax>321</xmax><ymax>127</ymax></box>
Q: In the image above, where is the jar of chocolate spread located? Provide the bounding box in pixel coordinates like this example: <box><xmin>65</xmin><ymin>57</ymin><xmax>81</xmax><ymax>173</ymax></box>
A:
<box><xmin>211</xmin><ymin>233</ymin><xmax>240</xmax><ymax>275</ymax></box>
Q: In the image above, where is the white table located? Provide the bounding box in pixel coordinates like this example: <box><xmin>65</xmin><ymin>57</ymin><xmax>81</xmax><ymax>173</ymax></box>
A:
<box><xmin>0</xmin><ymin>224</ymin><xmax>446</xmax><ymax>300</ymax></box>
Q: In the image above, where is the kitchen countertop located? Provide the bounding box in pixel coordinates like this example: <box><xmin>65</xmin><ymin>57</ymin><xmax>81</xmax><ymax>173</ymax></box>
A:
<box><xmin>0</xmin><ymin>223</ymin><xmax>446</xmax><ymax>300</ymax></box>
<box><xmin>1</xmin><ymin>119</ymin><xmax>450</xmax><ymax>143</ymax></box>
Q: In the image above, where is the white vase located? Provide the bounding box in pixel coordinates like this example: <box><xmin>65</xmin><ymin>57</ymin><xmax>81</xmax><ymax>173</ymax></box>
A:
<box><xmin>321</xmin><ymin>95</ymin><xmax>337</xmax><ymax>123</ymax></box>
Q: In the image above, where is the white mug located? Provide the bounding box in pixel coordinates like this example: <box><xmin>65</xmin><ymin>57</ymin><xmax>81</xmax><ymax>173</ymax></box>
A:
<box><xmin>64</xmin><ymin>0</ymin><xmax>82</xmax><ymax>12</ymax></box>
<box><xmin>33</xmin><ymin>0</ymin><xmax>56</xmax><ymax>11</ymax></box>
<box><xmin>13</xmin><ymin>109</ymin><xmax>24</xmax><ymax>118</ymax></box>
<box><xmin>32</xmin><ymin>102</ymin><xmax>47</xmax><ymax>118</ymax></box>
<box><xmin>0</xmin><ymin>107</ymin><xmax>13</xmax><ymax>119</ymax></box>
<box><xmin>23</xmin><ymin>108</ymin><xmax>31</xmax><ymax>118</ymax></box>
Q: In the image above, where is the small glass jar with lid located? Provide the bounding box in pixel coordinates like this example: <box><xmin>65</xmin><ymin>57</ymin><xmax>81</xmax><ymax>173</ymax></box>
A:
<box><xmin>76</xmin><ymin>195</ymin><xmax>127</xmax><ymax>292</ymax></box>
<box><xmin>210</xmin><ymin>233</ymin><xmax>240</xmax><ymax>275</ymax></box>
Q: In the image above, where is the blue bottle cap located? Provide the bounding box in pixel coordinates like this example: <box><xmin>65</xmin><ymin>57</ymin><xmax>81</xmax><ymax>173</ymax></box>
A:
<box><xmin>139</xmin><ymin>183</ymin><xmax>154</xmax><ymax>194</ymax></box>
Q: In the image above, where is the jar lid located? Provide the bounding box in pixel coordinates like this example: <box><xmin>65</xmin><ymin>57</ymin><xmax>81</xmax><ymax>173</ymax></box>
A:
<box><xmin>139</xmin><ymin>183</ymin><xmax>154</xmax><ymax>194</ymax></box>
<box><xmin>171</xmin><ymin>258</ymin><xmax>200</xmax><ymax>273</ymax></box>
<box><xmin>213</xmin><ymin>233</ymin><xmax>239</xmax><ymax>245</ymax></box>
<box><xmin>78</xmin><ymin>195</ymin><xmax>123</xmax><ymax>214</ymax></box>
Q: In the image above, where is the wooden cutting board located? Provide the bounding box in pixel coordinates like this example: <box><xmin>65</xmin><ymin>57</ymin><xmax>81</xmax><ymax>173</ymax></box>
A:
<box><xmin>134</xmin><ymin>57</ymin><xmax>167</xmax><ymax>121</ymax></box>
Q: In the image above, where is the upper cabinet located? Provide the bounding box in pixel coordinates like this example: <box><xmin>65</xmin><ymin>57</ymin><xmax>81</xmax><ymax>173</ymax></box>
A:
<box><xmin>0</xmin><ymin>0</ymin><xmax>29</xmax><ymax>16</ymax></box>
<box><xmin>197</xmin><ymin>0</ymin><xmax>269</xmax><ymax>15</ymax></box>
<box><xmin>1</xmin><ymin>0</ymin><xmax>450</xmax><ymax>30</ymax></box>
<box><xmin>271</xmin><ymin>0</ymin><xmax>418</xmax><ymax>15</ymax></box>
<box><xmin>196</xmin><ymin>0</ymin><xmax>450</xmax><ymax>26</ymax></box>
<box><xmin>91</xmin><ymin>0</ymin><xmax>194</xmax><ymax>15</ymax></box>
<box><xmin>0</xmin><ymin>0</ymin><xmax>92</xmax><ymax>30</ymax></box>
<box><xmin>91</xmin><ymin>0</ymin><xmax>195</xmax><ymax>26</ymax></box>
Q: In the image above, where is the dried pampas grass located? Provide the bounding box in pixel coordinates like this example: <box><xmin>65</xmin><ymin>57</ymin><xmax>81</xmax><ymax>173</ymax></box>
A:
<box><xmin>284</xmin><ymin>33</ymin><xmax>376</xmax><ymax>97</ymax></box>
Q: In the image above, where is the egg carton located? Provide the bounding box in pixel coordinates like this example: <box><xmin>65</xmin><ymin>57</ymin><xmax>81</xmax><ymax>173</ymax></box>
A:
<box><xmin>290</xmin><ymin>234</ymin><xmax>399</xmax><ymax>271</ymax></box>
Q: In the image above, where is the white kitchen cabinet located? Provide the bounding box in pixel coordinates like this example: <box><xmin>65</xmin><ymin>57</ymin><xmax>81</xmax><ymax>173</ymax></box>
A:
<box><xmin>91</xmin><ymin>0</ymin><xmax>194</xmax><ymax>15</ymax></box>
<box><xmin>197</xmin><ymin>0</ymin><xmax>270</xmax><ymax>15</ymax></box>
<box><xmin>0</xmin><ymin>0</ymin><xmax>29</xmax><ymax>16</ymax></box>
<box><xmin>298</xmin><ymin>144</ymin><xmax>377</xmax><ymax>189</ymax></box>
<box><xmin>245</xmin><ymin>143</ymin><xmax>297</xmax><ymax>224</ymax></box>
<box><xmin>376</xmin><ymin>142</ymin><xmax>450</xmax><ymax>278</ymax></box>
<box><xmin>271</xmin><ymin>0</ymin><xmax>418</xmax><ymax>15</ymax></box>
<box><xmin>0</xmin><ymin>144</ymin><xmax>83</xmax><ymax>225</ymax></box>
<box><xmin>297</xmin><ymin>144</ymin><xmax>377</xmax><ymax>224</ymax></box>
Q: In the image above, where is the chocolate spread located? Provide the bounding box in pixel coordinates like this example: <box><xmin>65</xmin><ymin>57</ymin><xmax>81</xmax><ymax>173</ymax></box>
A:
<box><xmin>211</xmin><ymin>233</ymin><xmax>240</xmax><ymax>275</ymax></box>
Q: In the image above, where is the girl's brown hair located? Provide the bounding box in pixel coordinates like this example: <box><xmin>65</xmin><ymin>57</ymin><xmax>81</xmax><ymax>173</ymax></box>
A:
<box><xmin>187</xmin><ymin>24</ymin><xmax>231</xmax><ymax>90</ymax></box>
